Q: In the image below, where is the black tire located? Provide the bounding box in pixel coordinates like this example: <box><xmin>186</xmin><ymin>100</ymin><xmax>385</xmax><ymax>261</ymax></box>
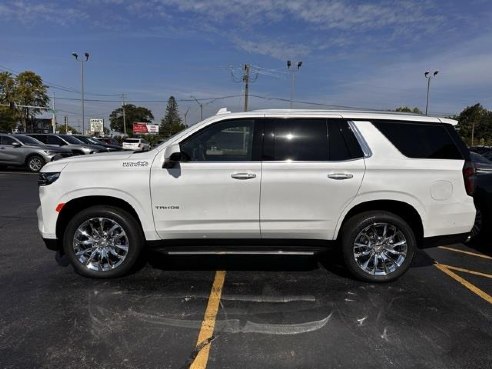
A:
<box><xmin>63</xmin><ymin>205</ymin><xmax>144</xmax><ymax>278</ymax></box>
<box><xmin>469</xmin><ymin>207</ymin><xmax>483</xmax><ymax>242</ymax></box>
<box><xmin>341</xmin><ymin>211</ymin><xmax>416</xmax><ymax>282</ymax></box>
<box><xmin>26</xmin><ymin>155</ymin><xmax>45</xmax><ymax>172</ymax></box>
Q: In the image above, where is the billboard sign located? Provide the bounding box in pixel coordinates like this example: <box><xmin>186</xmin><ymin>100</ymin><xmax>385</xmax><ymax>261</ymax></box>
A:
<box><xmin>132</xmin><ymin>122</ymin><xmax>159</xmax><ymax>134</ymax></box>
<box><xmin>90</xmin><ymin>118</ymin><xmax>104</xmax><ymax>133</ymax></box>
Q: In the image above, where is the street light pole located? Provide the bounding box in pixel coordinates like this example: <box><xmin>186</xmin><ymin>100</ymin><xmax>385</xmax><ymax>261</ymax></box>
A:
<box><xmin>424</xmin><ymin>70</ymin><xmax>438</xmax><ymax>115</ymax></box>
<box><xmin>287</xmin><ymin>60</ymin><xmax>302</xmax><ymax>109</ymax></box>
<box><xmin>72</xmin><ymin>52</ymin><xmax>89</xmax><ymax>134</ymax></box>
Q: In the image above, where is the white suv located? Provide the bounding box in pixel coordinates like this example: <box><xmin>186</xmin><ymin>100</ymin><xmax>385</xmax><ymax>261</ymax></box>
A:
<box><xmin>37</xmin><ymin>109</ymin><xmax>476</xmax><ymax>282</ymax></box>
<box><xmin>122</xmin><ymin>138</ymin><xmax>150</xmax><ymax>151</ymax></box>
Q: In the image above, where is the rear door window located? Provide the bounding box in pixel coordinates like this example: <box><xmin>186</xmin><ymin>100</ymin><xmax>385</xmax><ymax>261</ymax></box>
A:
<box><xmin>262</xmin><ymin>119</ymin><xmax>363</xmax><ymax>161</ymax></box>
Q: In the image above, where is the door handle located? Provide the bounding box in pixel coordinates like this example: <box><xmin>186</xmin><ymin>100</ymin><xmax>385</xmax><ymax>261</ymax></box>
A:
<box><xmin>328</xmin><ymin>173</ymin><xmax>353</xmax><ymax>180</ymax></box>
<box><xmin>231</xmin><ymin>172</ymin><xmax>256</xmax><ymax>180</ymax></box>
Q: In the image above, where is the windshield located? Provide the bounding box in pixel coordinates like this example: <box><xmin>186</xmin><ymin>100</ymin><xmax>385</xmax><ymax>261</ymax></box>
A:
<box><xmin>15</xmin><ymin>135</ymin><xmax>43</xmax><ymax>146</ymax></box>
<box><xmin>60</xmin><ymin>134</ymin><xmax>84</xmax><ymax>144</ymax></box>
<box><xmin>86</xmin><ymin>137</ymin><xmax>102</xmax><ymax>145</ymax></box>
<box><xmin>74</xmin><ymin>136</ymin><xmax>91</xmax><ymax>144</ymax></box>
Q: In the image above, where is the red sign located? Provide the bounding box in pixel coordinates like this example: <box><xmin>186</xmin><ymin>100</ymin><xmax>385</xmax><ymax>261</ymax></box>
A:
<box><xmin>133</xmin><ymin>122</ymin><xmax>148</xmax><ymax>134</ymax></box>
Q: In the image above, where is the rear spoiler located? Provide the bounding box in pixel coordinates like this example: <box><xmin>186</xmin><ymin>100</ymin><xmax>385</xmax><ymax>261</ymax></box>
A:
<box><xmin>438</xmin><ymin>117</ymin><xmax>458</xmax><ymax>126</ymax></box>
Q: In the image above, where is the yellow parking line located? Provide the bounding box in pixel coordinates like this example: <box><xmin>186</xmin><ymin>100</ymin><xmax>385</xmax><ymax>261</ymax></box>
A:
<box><xmin>434</xmin><ymin>263</ymin><xmax>492</xmax><ymax>304</ymax></box>
<box><xmin>438</xmin><ymin>246</ymin><xmax>492</xmax><ymax>260</ymax></box>
<box><xmin>439</xmin><ymin>264</ymin><xmax>492</xmax><ymax>279</ymax></box>
<box><xmin>190</xmin><ymin>271</ymin><xmax>226</xmax><ymax>369</ymax></box>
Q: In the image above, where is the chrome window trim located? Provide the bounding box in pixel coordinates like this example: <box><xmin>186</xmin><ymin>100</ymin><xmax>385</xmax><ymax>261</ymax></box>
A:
<box><xmin>348</xmin><ymin>121</ymin><xmax>372</xmax><ymax>158</ymax></box>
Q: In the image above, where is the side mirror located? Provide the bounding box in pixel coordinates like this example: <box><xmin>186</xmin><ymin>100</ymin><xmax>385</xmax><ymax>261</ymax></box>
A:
<box><xmin>162</xmin><ymin>144</ymin><xmax>182</xmax><ymax>169</ymax></box>
<box><xmin>11</xmin><ymin>142</ymin><xmax>21</xmax><ymax>148</ymax></box>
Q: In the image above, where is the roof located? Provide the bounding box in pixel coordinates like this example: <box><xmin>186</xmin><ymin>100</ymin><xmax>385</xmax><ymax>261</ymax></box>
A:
<box><xmin>213</xmin><ymin>108</ymin><xmax>458</xmax><ymax>125</ymax></box>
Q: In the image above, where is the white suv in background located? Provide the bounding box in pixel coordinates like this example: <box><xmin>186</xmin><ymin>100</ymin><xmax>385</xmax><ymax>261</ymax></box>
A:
<box><xmin>122</xmin><ymin>138</ymin><xmax>150</xmax><ymax>151</ymax></box>
<box><xmin>37</xmin><ymin>109</ymin><xmax>476</xmax><ymax>282</ymax></box>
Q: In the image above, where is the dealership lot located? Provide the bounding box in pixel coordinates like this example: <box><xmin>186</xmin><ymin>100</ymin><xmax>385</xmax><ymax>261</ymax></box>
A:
<box><xmin>0</xmin><ymin>171</ymin><xmax>490</xmax><ymax>369</ymax></box>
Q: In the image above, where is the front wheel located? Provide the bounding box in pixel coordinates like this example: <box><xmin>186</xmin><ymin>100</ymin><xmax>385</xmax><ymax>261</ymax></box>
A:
<box><xmin>341</xmin><ymin>211</ymin><xmax>416</xmax><ymax>282</ymax></box>
<box><xmin>27</xmin><ymin>155</ymin><xmax>45</xmax><ymax>172</ymax></box>
<box><xmin>63</xmin><ymin>206</ymin><xmax>144</xmax><ymax>278</ymax></box>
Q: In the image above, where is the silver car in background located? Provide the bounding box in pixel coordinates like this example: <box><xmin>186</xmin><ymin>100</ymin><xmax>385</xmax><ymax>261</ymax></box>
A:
<box><xmin>0</xmin><ymin>134</ymin><xmax>72</xmax><ymax>172</ymax></box>
<box><xmin>26</xmin><ymin>134</ymin><xmax>104</xmax><ymax>155</ymax></box>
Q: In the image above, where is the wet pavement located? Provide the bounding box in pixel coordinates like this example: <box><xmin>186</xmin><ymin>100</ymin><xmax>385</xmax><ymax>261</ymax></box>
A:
<box><xmin>0</xmin><ymin>171</ymin><xmax>491</xmax><ymax>369</ymax></box>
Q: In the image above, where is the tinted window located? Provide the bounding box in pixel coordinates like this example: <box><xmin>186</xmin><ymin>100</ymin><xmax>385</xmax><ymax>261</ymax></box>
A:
<box><xmin>263</xmin><ymin>119</ymin><xmax>363</xmax><ymax>161</ymax></box>
<box><xmin>181</xmin><ymin>119</ymin><xmax>256</xmax><ymax>162</ymax></box>
<box><xmin>60</xmin><ymin>135</ymin><xmax>83</xmax><ymax>144</ymax></box>
<box><xmin>15</xmin><ymin>135</ymin><xmax>42</xmax><ymax>145</ymax></box>
<box><xmin>329</xmin><ymin>121</ymin><xmax>364</xmax><ymax>161</ymax></box>
<box><xmin>46</xmin><ymin>135</ymin><xmax>64</xmax><ymax>145</ymax></box>
<box><xmin>1</xmin><ymin>136</ymin><xmax>16</xmax><ymax>145</ymax></box>
<box><xmin>30</xmin><ymin>134</ymin><xmax>48</xmax><ymax>144</ymax></box>
<box><xmin>372</xmin><ymin>121</ymin><xmax>463</xmax><ymax>159</ymax></box>
<box><xmin>271</xmin><ymin>119</ymin><xmax>329</xmax><ymax>161</ymax></box>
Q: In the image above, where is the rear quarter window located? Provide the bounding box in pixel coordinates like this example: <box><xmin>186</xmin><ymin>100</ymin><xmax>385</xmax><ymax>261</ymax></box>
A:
<box><xmin>372</xmin><ymin>120</ymin><xmax>464</xmax><ymax>160</ymax></box>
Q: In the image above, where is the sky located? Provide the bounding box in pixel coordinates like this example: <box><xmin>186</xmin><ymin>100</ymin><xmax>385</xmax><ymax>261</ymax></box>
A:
<box><xmin>1</xmin><ymin>0</ymin><xmax>492</xmax><ymax>132</ymax></box>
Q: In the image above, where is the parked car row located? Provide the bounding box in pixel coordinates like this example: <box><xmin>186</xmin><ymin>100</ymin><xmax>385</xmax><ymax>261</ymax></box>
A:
<box><xmin>469</xmin><ymin>151</ymin><xmax>492</xmax><ymax>241</ymax></box>
<box><xmin>0</xmin><ymin>134</ymin><xmax>73</xmax><ymax>172</ymax></box>
<box><xmin>0</xmin><ymin>133</ymin><xmax>157</xmax><ymax>172</ymax></box>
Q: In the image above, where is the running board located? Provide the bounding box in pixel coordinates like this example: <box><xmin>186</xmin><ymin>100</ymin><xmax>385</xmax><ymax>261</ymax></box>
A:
<box><xmin>167</xmin><ymin>250</ymin><xmax>316</xmax><ymax>256</ymax></box>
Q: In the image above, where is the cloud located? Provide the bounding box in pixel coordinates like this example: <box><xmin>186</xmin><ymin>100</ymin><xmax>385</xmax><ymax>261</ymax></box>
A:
<box><xmin>0</xmin><ymin>1</ymin><xmax>87</xmax><ymax>25</ymax></box>
<box><xmin>232</xmin><ymin>38</ymin><xmax>311</xmax><ymax>60</ymax></box>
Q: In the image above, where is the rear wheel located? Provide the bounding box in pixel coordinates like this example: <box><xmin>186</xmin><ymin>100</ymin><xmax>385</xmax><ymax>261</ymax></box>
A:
<box><xmin>26</xmin><ymin>155</ymin><xmax>45</xmax><ymax>172</ymax></box>
<box><xmin>341</xmin><ymin>211</ymin><xmax>416</xmax><ymax>282</ymax></box>
<box><xmin>63</xmin><ymin>206</ymin><xmax>144</xmax><ymax>278</ymax></box>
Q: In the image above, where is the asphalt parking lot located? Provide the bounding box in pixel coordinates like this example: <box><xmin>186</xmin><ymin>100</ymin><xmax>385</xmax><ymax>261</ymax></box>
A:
<box><xmin>0</xmin><ymin>169</ymin><xmax>491</xmax><ymax>369</ymax></box>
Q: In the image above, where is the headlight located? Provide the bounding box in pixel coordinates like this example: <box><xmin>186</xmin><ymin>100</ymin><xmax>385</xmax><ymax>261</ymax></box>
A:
<box><xmin>38</xmin><ymin>172</ymin><xmax>60</xmax><ymax>186</ymax></box>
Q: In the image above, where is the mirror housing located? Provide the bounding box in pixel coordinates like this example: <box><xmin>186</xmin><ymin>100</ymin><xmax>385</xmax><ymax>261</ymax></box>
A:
<box><xmin>11</xmin><ymin>142</ymin><xmax>21</xmax><ymax>148</ymax></box>
<box><xmin>162</xmin><ymin>144</ymin><xmax>182</xmax><ymax>169</ymax></box>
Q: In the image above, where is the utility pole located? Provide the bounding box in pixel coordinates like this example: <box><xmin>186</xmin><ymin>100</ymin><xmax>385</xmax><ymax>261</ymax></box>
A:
<box><xmin>243</xmin><ymin>64</ymin><xmax>250</xmax><ymax>112</ymax></box>
<box><xmin>64</xmin><ymin>116</ymin><xmax>68</xmax><ymax>133</ymax></box>
<box><xmin>51</xmin><ymin>92</ymin><xmax>56</xmax><ymax>133</ymax></box>
<box><xmin>191</xmin><ymin>96</ymin><xmax>203</xmax><ymax>120</ymax></box>
<box><xmin>184</xmin><ymin>107</ymin><xmax>190</xmax><ymax>126</ymax></box>
<box><xmin>122</xmin><ymin>93</ymin><xmax>127</xmax><ymax>135</ymax></box>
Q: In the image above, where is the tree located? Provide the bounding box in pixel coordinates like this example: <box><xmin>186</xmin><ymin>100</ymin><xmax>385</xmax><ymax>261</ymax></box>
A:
<box><xmin>14</xmin><ymin>71</ymin><xmax>50</xmax><ymax>132</ymax></box>
<box><xmin>395</xmin><ymin>106</ymin><xmax>423</xmax><ymax>114</ymax></box>
<box><xmin>456</xmin><ymin>103</ymin><xmax>492</xmax><ymax>146</ymax></box>
<box><xmin>160</xmin><ymin>96</ymin><xmax>186</xmax><ymax>138</ymax></box>
<box><xmin>109</xmin><ymin>104</ymin><xmax>154</xmax><ymax>134</ymax></box>
<box><xmin>56</xmin><ymin>123</ymin><xmax>79</xmax><ymax>134</ymax></box>
<box><xmin>0</xmin><ymin>72</ymin><xmax>19</xmax><ymax>132</ymax></box>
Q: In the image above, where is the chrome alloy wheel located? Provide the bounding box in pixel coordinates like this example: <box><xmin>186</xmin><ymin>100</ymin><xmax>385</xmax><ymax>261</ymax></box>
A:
<box><xmin>72</xmin><ymin>217</ymin><xmax>129</xmax><ymax>272</ymax></box>
<box><xmin>353</xmin><ymin>222</ymin><xmax>408</xmax><ymax>276</ymax></box>
<box><xmin>28</xmin><ymin>156</ymin><xmax>43</xmax><ymax>172</ymax></box>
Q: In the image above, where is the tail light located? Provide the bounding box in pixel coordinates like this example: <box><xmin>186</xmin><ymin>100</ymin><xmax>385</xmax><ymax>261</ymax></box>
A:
<box><xmin>462</xmin><ymin>160</ymin><xmax>476</xmax><ymax>196</ymax></box>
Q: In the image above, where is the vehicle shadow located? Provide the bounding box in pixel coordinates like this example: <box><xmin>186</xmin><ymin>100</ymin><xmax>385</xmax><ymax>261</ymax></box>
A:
<box><xmin>140</xmin><ymin>247</ymin><xmax>353</xmax><ymax>279</ymax></box>
<box><xmin>466</xmin><ymin>238</ymin><xmax>492</xmax><ymax>257</ymax></box>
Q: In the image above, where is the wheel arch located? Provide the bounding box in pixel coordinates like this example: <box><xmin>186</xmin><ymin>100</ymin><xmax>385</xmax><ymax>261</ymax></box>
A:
<box><xmin>56</xmin><ymin>196</ymin><xmax>144</xmax><ymax>242</ymax></box>
<box><xmin>336</xmin><ymin>200</ymin><xmax>424</xmax><ymax>246</ymax></box>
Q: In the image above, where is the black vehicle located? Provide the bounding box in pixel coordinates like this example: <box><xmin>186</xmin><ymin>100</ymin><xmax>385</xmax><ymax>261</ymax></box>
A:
<box><xmin>73</xmin><ymin>135</ymin><xmax>122</xmax><ymax>151</ymax></box>
<box><xmin>470</xmin><ymin>152</ymin><xmax>492</xmax><ymax>240</ymax></box>
<box><xmin>470</xmin><ymin>146</ymin><xmax>492</xmax><ymax>161</ymax></box>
